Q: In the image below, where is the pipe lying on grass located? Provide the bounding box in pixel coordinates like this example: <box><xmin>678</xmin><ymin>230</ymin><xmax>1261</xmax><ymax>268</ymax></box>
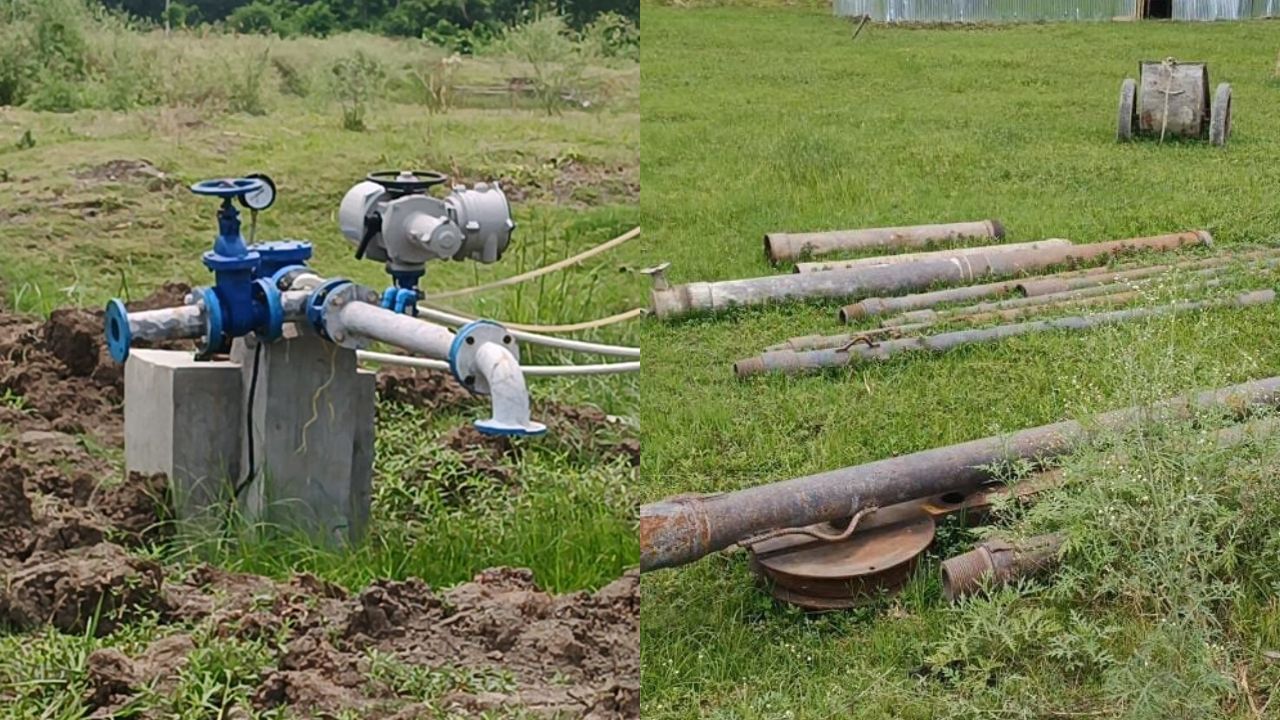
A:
<box><xmin>765</xmin><ymin>219</ymin><xmax>1005</xmax><ymax>264</ymax></box>
<box><xmin>793</xmin><ymin>239</ymin><xmax>1071</xmax><ymax>274</ymax></box>
<box><xmin>771</xmin><ymin>287</ymin><xmax>1148</xmax><ymax>353</ymax></box>
<box><xmin>639</xmin><ymin>376</ymin><xmax>1280</xmax><ymax>572</ymax></box>
<box><xmin>736</xmin><ymin>289</ymin><xmax>1274</xmax><ymax>378</ymax></box>
<box><xmin>654</xmin><ymin>231</ymin><xmax>1210</xmax><ymax>319</ymax></box>
<box><xmin>838</xmin><ymin>244</ymin><xmax>1280</xmax><ymax>323</ymax></box>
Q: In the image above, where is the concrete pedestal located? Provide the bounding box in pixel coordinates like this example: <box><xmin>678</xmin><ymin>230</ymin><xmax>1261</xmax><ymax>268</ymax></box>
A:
<box><xmin>123</xmin><ymin>332</ymin><xmax>375</xmax><ymax>547</ymax></box>
<box><xmin>124</xmin><ymin>349</ymin><xmax>242</xmax><ymax>526</ymax></box>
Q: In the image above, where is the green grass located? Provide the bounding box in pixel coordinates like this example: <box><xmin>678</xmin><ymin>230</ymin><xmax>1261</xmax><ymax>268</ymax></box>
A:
<box><xmin>640</xmin><ymin>5</ymin><xmax>1280</xmax><ymax>718</ymax></box>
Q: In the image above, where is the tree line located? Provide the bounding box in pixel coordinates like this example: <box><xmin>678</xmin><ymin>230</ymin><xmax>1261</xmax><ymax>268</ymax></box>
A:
<box><xmin>99</xmin><ymin>0</ymin><xmax>637</xmax><ymax>49</ymax></box>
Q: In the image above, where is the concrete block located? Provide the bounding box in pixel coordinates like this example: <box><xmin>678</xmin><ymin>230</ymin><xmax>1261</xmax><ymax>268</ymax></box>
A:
<box><xmin>124</xmin><ymin>349</ymin><xmax>242</xmax><ymax>525</ymax></box>
<box><xmin>231</xmin><ymin>334</ymin><xmax>374</xmax><ymax>547</ymax></box>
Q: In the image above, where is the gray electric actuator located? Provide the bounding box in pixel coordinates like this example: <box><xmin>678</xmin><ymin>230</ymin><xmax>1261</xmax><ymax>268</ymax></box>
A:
<box><xmin>337</xmin><ymin>170</ymin><xmax>515</xmax><ymax>311</ymax></box>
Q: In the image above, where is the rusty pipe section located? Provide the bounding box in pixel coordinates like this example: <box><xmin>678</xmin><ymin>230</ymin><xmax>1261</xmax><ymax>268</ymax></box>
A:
<box><xmin>890</xmin><ymin>289</ymin><xmax>1144</xmax><ymax>327</ymax></box>
<box><xmin>765</xmin><ymin>220</ymin><xmax>1004</xmax><ymax>264</ymax></box>
<box><xmin>794</xmin><ymin>239</ymin><xmax>1071</xmax><ymax>274</ymax></box>
<box><xmin>941</xmin><ymin>534</ymin><xmax>1064</xmax><ymax>601</ymax></box>
<box><xmin>841</xmin><ymin>265</ymin><xmax>1127</xmax><ymax>322</ymax></box>
<box><xmin>655</xmin><ymin>231</ymin><xmax>1209</xmax><ymax>319</ymax></box>
<box><xmin>836</xmin><ymin>241</ymin><xmax>1275</xmax><ymax>324</ymax></box>
<box><xmin>639</xmin><ymin>376</ymin><xmax>1280</xmax><ymax>572</ymax></box>
<box><xmin>737</xmin><ymin>289</ymin><xmax>1274</xmax><ymax>377</ymax></box>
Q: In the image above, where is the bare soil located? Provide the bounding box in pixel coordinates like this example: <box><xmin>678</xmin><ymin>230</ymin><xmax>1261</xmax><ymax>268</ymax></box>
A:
<box><xmin>0</xmin><ymin>295</ymin><xmax>639</xmax><ymax>718</ymax></box>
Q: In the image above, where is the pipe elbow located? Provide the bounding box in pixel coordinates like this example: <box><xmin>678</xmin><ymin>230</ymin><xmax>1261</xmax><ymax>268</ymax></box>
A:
<box><xmin>449</xmin><ymin>320</ymin><xmax>546</xmax><ymax>437</ymax></box>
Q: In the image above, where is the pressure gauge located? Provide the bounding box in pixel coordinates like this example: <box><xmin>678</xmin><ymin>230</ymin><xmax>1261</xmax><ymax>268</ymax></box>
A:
<box><xmin>239</xmin><ymin>173</ymin><xmax>276</xmax><ymax>211</ymax></box>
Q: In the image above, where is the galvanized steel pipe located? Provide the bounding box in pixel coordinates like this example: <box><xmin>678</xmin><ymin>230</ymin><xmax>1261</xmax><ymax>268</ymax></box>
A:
<box><xmin>737</xmin><ymin>289</ymin><xmax>1274</xmax><ymax>377</ymax></box>
<box><xmin>793</xmin><ymin>239</ymin><xmax>1071</xmax><ymax>274</ymax></box>
<box><xmin>764</xmin><ymin>219</ymin><xmax>1004</xmax><ymax>264</ymax></box>
<box><xmin>639</xmin><ymin>376</ymin><xmax>1280</xmax><ymax>571</ymax></box>
<box><xmin>654</xmin><ymin>231</ymin><xmax>1209</xmax><ymax>319</ymax></box>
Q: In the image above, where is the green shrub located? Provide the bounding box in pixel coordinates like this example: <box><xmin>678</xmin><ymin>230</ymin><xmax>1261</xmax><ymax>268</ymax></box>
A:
<box><xmin>497</xmin><ymin>14</ymin><xmax>594</xmax><ymax>116</ymax></box>
<box><xmin>227</xmin><ymin>1</ymin><xmax>285</xmax><ymax>36</ymax></box>
<box><xmin>329</xmin><ymin>50</ymin><xmax>385</xmax><ymax>131</ymax></box>
<box><xmin>227</xmin><ymin>48</ymin><xmax>270</xmax><ymax>114</ymax></box>
<box><xmin>0</xmin><ymin>28</ymin><xmax>34</xmax><ymax>106</ymax></box>
<box><xmin>271</xmin><ymin>55</ymin><xmax>309</xmax><ymax>97</ymax></box>
<box><xmin>291</xmin><ymin>2</ymin><xmax>338</xmax><ymax>38</ymax></box>
<box><xmin>27</xmin><ymin>76</ymin><xmax>83</xmax><ymax>112</ymax></box>
<box><xmin>581</xmin><ymin>11</ymin><xmax>639</xmax><ymax>62</ymax></box>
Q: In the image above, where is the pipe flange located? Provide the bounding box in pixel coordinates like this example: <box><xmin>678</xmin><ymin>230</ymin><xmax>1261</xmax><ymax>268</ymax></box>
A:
<box><xmin>448</xmin><ymin>319</ymin><xmax>517</xmax><ymax>396</ymax></box>
<box><xmin>104</xmin><ymin>299</ymin><xmax>132</xmax><ymax>363</ymax></box>
<box><xmin>270</xmin><ymin>264</ymin><xmax>312</xmax><ymax>292</ymax></box>
<box><xmin>194</xmin><ymin>286</ymin><xmax>226</xmax><ymax>358</ymax></box>
<box><xmin>309</xmin><ymin>280</ymin><xmax>380</xmax><ymax>349</ymax></box>
<box><xmin>253</xmin><ymin>278</ymin><xmax>285</xmax><ymax>341</ymax></box>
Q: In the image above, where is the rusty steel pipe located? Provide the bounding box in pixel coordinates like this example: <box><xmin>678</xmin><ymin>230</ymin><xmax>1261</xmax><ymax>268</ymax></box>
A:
<box><xmin>1016</xmin><ymin>248</ymin><xmax>1280</xmax><ymax>297</ymax></box>
<box><xmin>941</xmin><ymin>534</ymin><xmax>1064</xmax><ymax>601</ymax></box>
<box><xmin>888</xmin><ymin>289</ymin><xmax>1145</xmax><ymax>327</ymax></box>
<box><xmin>793</xmin><ymin>239</ymin><xmax>1071</xmax><ymax>274</ymax></box>
<box><xmin>836</xmin><ymin>243</ymin><xmax>1280</xmax><ymax>324</ymax></box>
<box><xmin>654</xmin><ymin>231</ymin><xmax>1210</xmax><ymax>319</ymax></box>
<box><xmin>639</xmin><ymin>376</ymin><xmax>1280</xmax><ymax>572</ymax></box>
<box><xmin>765</xmin><ymin>220</ymin><xmax>1005</xmax><ymax>264</ymax></box>
<box><xmin>737</xmin><ymin>289</ymin><xmax>1274</xmax><ymax>377</ymax></box>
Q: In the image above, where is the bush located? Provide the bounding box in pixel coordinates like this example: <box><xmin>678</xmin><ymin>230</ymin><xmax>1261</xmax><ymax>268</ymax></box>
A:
<box><xmin>271</xmin><ymin>55</ymin><xmax>309</xmax><ymax>97</ymax></box>
<box><xmin>497</xmin><ymin>15</ymin><xmax>594</xmax><ymax>116</ymax></box>
<box><xmin>329</xmin><ymin>50</ymin><xmax>385</xmax><ymax>131</ymax></box>
<box><xmin>581</xmin><ymin>12</ymin><xmax>638</xmax><ymax>62</ymax></box>
<box><xmin>27</xmin><ymin>76</ymin><xmax>83</xmax><ymax>112</ymax></box>
<box><xmin>414</xmin><ymin>54</ymin><xmax>462</xmax><ymax>114</ymax></box>
<box><xmin>291</xmin><ymin>2</ymin><xmax>337</xmax><ymax>37</ymax></box>
<box><xmin>227</xmin><ymin>48</ymin><xmax>270</xmax><ymax>114</ymax></box>
<box><xmin>0</xmin><ymin>28</ymin><xmax>34</xmax><ymax>106</ymax></box>
<box><xmin>227</xmin><ymin>1</ymin><xmax>285</xmax><ymax>35</ymax></box>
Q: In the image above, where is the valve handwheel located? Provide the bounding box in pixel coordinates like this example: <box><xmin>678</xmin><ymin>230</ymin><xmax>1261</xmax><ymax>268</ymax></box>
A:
<box><xmin>191</xmin><ymin>177</ymin><xmax>266</xmax><ymax>199</ymax></box>
<box><xmin>366</xmin><ymin>170</ymin><xmax>448</xmax><ymax>195</ymax></box>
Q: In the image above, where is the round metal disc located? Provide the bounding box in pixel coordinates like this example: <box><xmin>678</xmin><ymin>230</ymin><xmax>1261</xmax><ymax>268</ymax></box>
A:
<box><xmin>749</xmin><ymin>512</ymin><xmax>936</xmax><ymax>609</ymax></box>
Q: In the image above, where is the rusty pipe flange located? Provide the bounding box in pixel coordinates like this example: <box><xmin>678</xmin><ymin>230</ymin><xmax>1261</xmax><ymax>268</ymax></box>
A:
<box><xmin>748</xmin><ymin>513</ymin><xmax>936</xmax><ymax>612</ymax></box>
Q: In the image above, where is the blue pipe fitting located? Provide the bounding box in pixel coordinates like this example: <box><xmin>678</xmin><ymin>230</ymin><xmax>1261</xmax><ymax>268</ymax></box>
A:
<box><xmin>254</xmin><ymin>279</ymin><xmax>285</xmax><ymax>341</ymax></box>
<box><xmin>448</xmin><ymin>319</ymin><xmax>503</xmax><ymax>390</ymax></box>
<box><xmin>104</xmin><ymin>299</ymin><xmax>132</xmax><ymax>364</ymax></box>
<box><xmin>381</xmin><ymin>287</ymin><xmax>398</xmax><ymax>311</ymax></box>
<box><xmin>270</xmin><ymin>264</ymin><xmax>310</xmax><ymax>292</ymax></box>
<box><xmin>195</xmin><ymin>286</ymin><xmax>225</xmax><ymax>357</ymax></box>
<box><xmin>307</xmin><ymin>278</ymin><xmax>354</xmax><ymax>342</ymax></box>
<box><xmin>253</xmin><ymin>240</ymin><xmax>313</xmax><ymax>279</ymax></box>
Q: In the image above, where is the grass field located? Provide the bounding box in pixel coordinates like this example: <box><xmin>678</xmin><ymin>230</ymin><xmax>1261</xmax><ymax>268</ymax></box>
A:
<box><xmin>639</xmin><ymin>5</ymin><xmax>1280</xmax><ymax>717</ymax></box>
<box><xmin>0</xmin><ymin>21</ymin><xmax>639</xmax><ymax>717</ymax></box>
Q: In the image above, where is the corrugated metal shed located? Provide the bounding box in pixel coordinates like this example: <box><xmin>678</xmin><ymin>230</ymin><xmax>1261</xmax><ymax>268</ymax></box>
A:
<box><xmin>834</xmin><ymin>0</ymin><xmax>1276</xmax><ymax>19</ymax></box>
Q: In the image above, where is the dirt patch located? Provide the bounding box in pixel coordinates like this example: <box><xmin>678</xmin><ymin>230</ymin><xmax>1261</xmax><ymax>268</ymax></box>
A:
<box><xmin>452</xmin><ymin>156</ymin><xmax>638</xmax><ymax>209</ymax></box>
<box><xmin>374</xmin><ymin>366</ymin><xmax>475</xmax><ymax>413</ymax></box>
<box><xmin>73</xmin><ymin>159</ymin><xmax>179</xmax><ymax>192</ymax></box>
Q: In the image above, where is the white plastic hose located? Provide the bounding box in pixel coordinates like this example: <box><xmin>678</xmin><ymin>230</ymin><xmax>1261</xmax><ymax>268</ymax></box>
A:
<box><xmin>413</xmin><ymin>304</ymin><xmax>640</xmax><ymax>359</ymax></box>
<box><xmin>357</xmin><ymin>350</ymin><xmax>639</xmax><ymax>376</ymax></box>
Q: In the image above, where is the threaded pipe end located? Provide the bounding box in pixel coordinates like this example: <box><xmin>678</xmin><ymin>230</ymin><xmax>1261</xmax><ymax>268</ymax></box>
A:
<box><xmin>940</xmin><ymin>547</ymin><xmax>994</xmax><ymax>603</ymax></box>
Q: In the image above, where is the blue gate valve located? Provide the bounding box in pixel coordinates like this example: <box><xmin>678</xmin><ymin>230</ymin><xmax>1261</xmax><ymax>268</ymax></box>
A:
<box><xmin>186</xmin><ymin>178</ymin><xmax>286</xmax><ymax>355</ymax></box>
